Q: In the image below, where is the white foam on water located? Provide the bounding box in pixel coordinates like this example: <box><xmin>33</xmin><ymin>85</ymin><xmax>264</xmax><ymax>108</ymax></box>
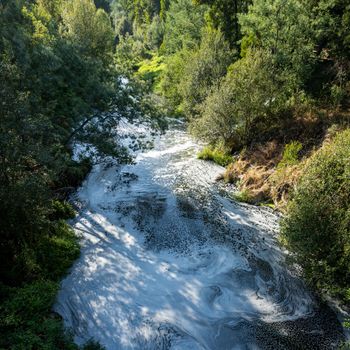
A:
<box><xmin>55</xmin><ymin>125</ymin><xmax>326</xmax><ymax>349</ymax></box>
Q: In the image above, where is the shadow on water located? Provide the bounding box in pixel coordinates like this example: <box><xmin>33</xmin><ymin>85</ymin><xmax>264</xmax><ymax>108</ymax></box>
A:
<box><xmin>55</xmin><ymin>126</ymin><xmax>344</xmax><ymax>350</ymax></box>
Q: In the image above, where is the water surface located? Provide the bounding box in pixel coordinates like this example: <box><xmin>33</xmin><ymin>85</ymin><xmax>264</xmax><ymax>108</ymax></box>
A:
<box><xmin>55</xmin><ymin>122</ymin><xmax>343</xmax><ymax>349</ymax></box>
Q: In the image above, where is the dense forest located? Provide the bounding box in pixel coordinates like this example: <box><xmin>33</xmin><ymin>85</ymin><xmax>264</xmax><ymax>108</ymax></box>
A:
<box><xmin>0</xmin><ymin>0</ymin><xmax>349</xmax><ymax>348</ymax></box>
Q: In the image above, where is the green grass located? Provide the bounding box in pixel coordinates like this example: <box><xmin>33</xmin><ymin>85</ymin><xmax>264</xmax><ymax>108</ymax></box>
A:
<box><xmin>277</xmin><ymin>141</ymin><xmax>302</xmax><ymax>169</ymax></box>
<box><xmin>197</xmin><ymin>147</ymin><xmax>232</xmax><ymax>167</ymax></box>
<box><xmin>259</xmin><ymin>202</ymin><xmax>276</xmax><ymax>209</ymax></box>
<box><xmin>231</xmin><ymin>190</ymin><xmax>254</xmax><ymax>204</ymax></box>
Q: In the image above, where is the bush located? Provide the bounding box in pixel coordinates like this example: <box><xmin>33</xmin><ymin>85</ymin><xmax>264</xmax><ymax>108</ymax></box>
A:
<box><xmin>197</xmin><ymin>146</ymin><xmax>232</xmax><ymax>166</ymax></box>
<box><xmin>51</xmin><ymin>201</ymin><xmax>76</xmax><ymax>221</ymax></box>
<box><xmin>37</xmin><ymin>221</ymin><xmax>80</xmax><ymax>281</ymax></box>
<box><xmin>281</xmin><ymin>129</ymin><xmax>350</xmax><ymax>302</ymax></box>
<box><xmin>0</xmin><ymin>270</ymin><xmax>101</xmax><ymax>350</ymax></box>
<box><xmin>0</xmin><ymin>281</ymin><xmax>77</xmax><ymax>350</ymax></box>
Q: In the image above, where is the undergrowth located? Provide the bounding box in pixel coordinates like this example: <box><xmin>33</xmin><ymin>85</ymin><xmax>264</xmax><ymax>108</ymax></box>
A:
<box><xmin>0</xmin><ymin>200</ymin><xmax>104</xmax><ymax>349</ymax></box>
<box><xmin>198</xmin><ymin>146</ymin><xmax>232</xmax><ymax>167</ymax></box>
<box><xmin>232</xmin><ymin>190</ymin><xmax>255</xmax><ymax>204</ymax></box>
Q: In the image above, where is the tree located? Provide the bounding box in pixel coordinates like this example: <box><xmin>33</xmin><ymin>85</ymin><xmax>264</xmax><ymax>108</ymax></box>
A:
<box><xmin>161</xmin><ymin>0</ymin><xmax>207</xmax><ymax>54</ymax></box>
<box><xmin>178</xmin><ymin>29</ymin><xmax>234</xmax><ymax>118</ymax></box>
<box><xmin>191</xmin><ymin>49</ymin><xmax>287</xmax><ymax>149</ymax></box>
<box><xmin>146</xmin><ymin>14</ymin><xmax>164</xmax><ymax>49</ymax></box>
<box><xmin>194</xmin><ymin>0</ymin><xmax>251</xmax><ymax>46</ymax></box>
<box><xmin>94</xmin><ymin>0</ymin><xmax>111</xmax><ymax>12</ymax></box>
<box><xmin>308</xmin><ymin>0</ymin><xmax>350</xmax><ymax>106</ymax></box>
<box><xmin>111</xmin><ymin>0</ymin><xmax>135</xmax><ymax>40</ymax></box>
<box><xmin>61</xmin><ymin>0</ymin><xmax>114</xmax><ymax>58</ymax></box>
<box><xmin>133</xmin><ymin>0</ymin><xmax>161</xmax><ymax>25</ymax></box>
<box><xmin>239</xmin><ymin>0</ymin><xmax>315</xmax><ymax>87</ymax></box>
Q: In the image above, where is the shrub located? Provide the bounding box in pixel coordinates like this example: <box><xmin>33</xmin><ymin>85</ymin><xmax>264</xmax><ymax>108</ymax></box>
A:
<box><xmin>281</xmin><ymin>129</ymin><xmax>350</xmax><ymax>302</ymax></box>
<box><xmin>51</xmin><ymin>201</ymin><xmax>76</xmax><ymax>221</ymax></box>
<box><xmin>197</xmin><ymin>146</ymin><xmax>232</xmax><ymax>166</ymax></box>
<box><xmin>223</xmin><ymin>162</ymin><xmax>240</xmax><ymax>183</ymax></box>
<box><xmin>37</xmin><ymin>221</ymin><xmax>80</xmax><ymax>281</ymax></box>
<box><xmin>0</xmin><ymin>281</ymin><xmax>77</xmax><ymax>350</ymax></box>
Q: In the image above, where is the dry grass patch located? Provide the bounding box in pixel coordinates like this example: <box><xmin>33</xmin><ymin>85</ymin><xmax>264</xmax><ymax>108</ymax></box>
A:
<box><xmin>224</xmin><ymin>141</ymin><xmax>283</xmax><ymax>205</ymax></box>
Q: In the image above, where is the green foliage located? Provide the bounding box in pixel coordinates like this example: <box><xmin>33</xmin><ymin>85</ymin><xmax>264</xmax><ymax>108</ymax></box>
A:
<box><xmin>159</xmin><ymin>49</ymin><xmax>188</xmax><ymax>114</ymax></box>
<box><xmin>160</xmin><ymin>29</ymin><xmax>233</xmax><ymax>117</ymax></box>
<box><xmin>344</xmin><ymin>318</ymin><xmax>350</xmax><ymax>329</ymax></box>
<box><xmin>94</xmin><ymin>0</ymin><xmax>111</xmax><ymax>12</ymax></box>
<box><xmin>56</xmin><ymin>158</ymin><xmax>92</xmax><ymax>189</ymax></box>
<box><xmin>1</xmin><ymin>281</ymin><xmax>59</xmax><ymax>326</ymax></box>
<box><xmin>180</xmin><ymin>29</ymin><xmax>234</xmax><ymax>118</ymax></box>
<box><xmin>82</xmin><ymin>340</ymin><xmax>106</xmax><ymax>350</ymax></box>
<box><xmin>161</xmin><ymin>0</ymin><xmax>207</xmax><ymax>54</ymax></box>
<box><xmin>195</xmin><ymin>0</ymin><xmax>251</xmax><ymax>46</ymax></box>
<box><xmin>1</xmin><ymin>0</ymin><xmax>350</xmax><ymax>345</ymax></box>
<box><xmin>111</xmin><ymin>0</ymin><xmax>134</xmax><ymax>37</ymax></box>
<box><xmin>239</xmin><ymin>0</ymin><xmax>315</xmax><ymax>86</ymax></box>
<box><xmin>114</xmin><ymin>33</ymin><xmax>146</xmax><ymax>73</ymax></box>
<box><xmin>0</xmin><ymin>1</ymin><xmax>123</xmax><ymax>348</ymax></box>
<box><xmin>330</xmin><ymin>82</ymin><xmax>348</xmax><ymax>107</ymax></box>
<box><xmin>61</xmin><ymin>0</ymin><xmax>114</xmax><ymax>59</ymax></box>
<box><xmin>133</xmin><ymin>0</ymin><xmax>160</xmax><ymax>25</ymax></box>
<box><xmin>312</xmin><ymin>0</ymin><xmax>350</xmax><ymax>59</ymax></box>
<box><xmin>277</xmin><ymin>141</ymin><xmax>303</xmax><ymax>169</ymax></box>
<box><xmin>0</xmin><ymin>280</ymin><xmax>104</xmax><ymax>349</ymax></box>
<box><xmin>232</xmin><ymin>189</ymin><xmax>254</xmax><ymax>204</ymax></box>
<box><xmin>197</xmin><ymin>146</ymin><xmax>232</xmax><ymax>166</ymax></box>
<box><xmin>0</xmin><ymin>281</ymin><xmax>74</xmax><ymax>350</ymax></box>
<box><xmin>146</xmin><ymin>15</ymin><xmax>165</xmax><ymax>49</ymax></box>
<box><xmin>51</xmin><ymin>201</ymin><xmax>76</xmax><ymax>220</ymax></box>
<box><xmin>339</xmin><ymin>342</ymin><xmax>350</xmax><ymax>350</ymax></box>
<box><xmin>281</xmin><ymin>129</ymin><xmax>350</xmax><ymax>302</ymax></box>
<box><xmin>37</xmin><ymin>221</ymin><xmax>80</xmax><ymax>281</ymax></box>
<box><xmin>191</xmin><ymin>49</ymin><xmax>287</xmax><ymax>150</ymax></box>
<box><xmin>137</xmin><ymin>54</ymin><xmax>165</xmax><ymax>91</ymax></box>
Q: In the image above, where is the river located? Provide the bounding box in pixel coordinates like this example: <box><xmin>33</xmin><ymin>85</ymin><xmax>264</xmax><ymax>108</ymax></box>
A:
<box><xmin>54</xmin><ymin>120</ymin><xmax>344</xmax><ymax>349</ymax></box>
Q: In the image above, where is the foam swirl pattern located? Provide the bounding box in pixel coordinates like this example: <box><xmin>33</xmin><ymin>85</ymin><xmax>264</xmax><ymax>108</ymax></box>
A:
<box><xmin>55</xmin><ymin>124</ymin><xmax>344</xmax><ymax>349</ymax></box>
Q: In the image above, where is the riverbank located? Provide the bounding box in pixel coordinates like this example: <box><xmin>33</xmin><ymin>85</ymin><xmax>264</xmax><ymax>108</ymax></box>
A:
<box><xmin>198</xmin><ymin>125</ymin><xmax>350</xmax><ymax>346</ymax></box>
